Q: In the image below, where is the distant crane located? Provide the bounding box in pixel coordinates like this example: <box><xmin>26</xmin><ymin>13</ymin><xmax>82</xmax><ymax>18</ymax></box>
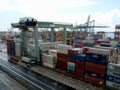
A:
<box><xmin>74</xmin><ymin>15</ymin><xmax>109</xmax><ymax>36</ymax></box>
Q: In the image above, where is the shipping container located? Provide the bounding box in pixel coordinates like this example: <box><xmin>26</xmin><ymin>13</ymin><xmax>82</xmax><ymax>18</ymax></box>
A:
<box><xmin>85</xmin><ymin>62</ymin><xmax>106</xmax><ymax>75</ymax></box>
<box><xmin>106</xmin><ymin>80</ymin><xmax>120</xmax><ymax>90</ymax></box>
<box><xmin>76</xmin><ymin>60</ymin><xmax>84</xmax><ymax>78</ymax></box>
<box><xmin>84</xmin><ymin>74</ymin><xmax>105</xmax><ymax>84</ymax></box>
<box><xmin>106</xmin><ymin>75</ymin><xmax>120</xmax><ymax>84</ymax></box>
<box><xmin>67</xmin><ymin>61</ymin><xmax>76</xmax><ymax>75</ymax></box>
<box><xmin>57</xmin><ymin>60</ymin><xmax>67</xmax><ymax>71</ymax></box>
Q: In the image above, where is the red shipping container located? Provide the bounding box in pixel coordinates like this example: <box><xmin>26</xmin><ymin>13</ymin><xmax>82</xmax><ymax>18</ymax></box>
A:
<box><xmin>57</xmin><ymin>58</ymin><xmax>68</xmax><ymax>62</ymax></box>
<box><xmin>68</xmin><ymin>49</ymin><xmax>78</xmax><ymax>54</ymax></box>
<box><xmin>57</xmin><ymin>60</ymin><xmax>67</xmax><ymax>71</ymax></box>
<box><xmin>57</xmin><ymin>53</ymin><xmax>68</xmax><ymax>59</ymax></box>
<box><xmin>76</xmin><ymin>70</ymin><xmax>84</xmax><ymax>77</ymax></box>
<box><xmin>68</xmin><ymin>59</ymin><xmax>76</xmax><ymax>63</ymax></box>
<box><xmin>73</xmin><ymin>43</ymin><xmax>85</xmax><ymax>47</ymax></box>
<box><xmin>95</xmin><ymin>40</ymin><xmax>110</xmax><ymax>44</ymax></box>
<box><xmin>76</xmin><ymin>61</ymin><xmax>84</xmax><ymax>69</ymax></box>
<box><xmin>85</xmin><ymin>62</ymin><xmax>106</xmax><ymax>75</ymax></box>
<box><xmin>57</xmin><ymin>52</ymin><xmax>68</xmax><ymax>62</ymax></box>
<box><xmin>6</xmin><ymin>39</ymin><xmax>12</xmax><ymax>54</ymax></box>
<box><xmin>76</xmin><ymin>61</ymin><xmax>84</xmax><ymax>78</ymax></box>
<box><xmin>84</xmin><ymin>75</ymin><xmax>105</xmax><ymax>84</ymax></box>
<box><xmin>83</xmin><ymin>47</ymin><xmax>89</xmax><ymax>53</ymax></box>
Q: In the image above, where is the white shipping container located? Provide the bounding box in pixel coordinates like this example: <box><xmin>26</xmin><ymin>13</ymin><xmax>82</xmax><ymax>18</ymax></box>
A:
<box><xmin>107</xmin><ymin>69</ymin><xmax>120</xmax><ymax>78</ymax></box>
<box><xmin>57</xmin><ymin>44</ymin><xmax>72</xmax><ymax>49</ymax></box>
<box><xmin>57</xmin><ymin>44</ymin><xmax>72</xmax><ymax>54</ymax></box>
<box><xmin>15</xmin><ymin>43</ymin><xmax>21</xmax><ymax>57</ymax></box>
<box><xmin>15</xmin><ymin>43</ymin><xmax>21</xmax><ymax>49</ymax></box>
<box><xmin>107</xmin><ymin>63</ymin><xmax>120</xmax><ymax>70</ymax></box>
<box><xmin>110</xmin><ymin>41</ymin><xmax>117</xmax><ymax>47</ymax></box>
<box><xmin>30</xmin><ymin>44</ymin><xmax>36</xmax><ymax>57</ymax></box>
<box><xmin>43</xmin><ymin>62</ymin><xmax>56</xmax><ymax>69</ymax></box>
<box><xmin>106</xmin><ymin>80</ymin><xmax>120</xmax><ymax>90</ymax></box>
<box><xmin>43</xmin><ymin>54</ymin><xmax>55</xmax><ymax>64</ymax></box>
<box><xmin>67</xmin><ymin>62</ymin><xmax>75</xmax><ymax>67</ymax></box>
<box><xmin>89</xmin><ymin>47</ymin><xmax>111</xmax><ymax>55</ymax></box>
<box><xmin>71</xmin><ymin>48</ymin><xmax>83</xmax><ymax>54</ymax></box>
<box><xmin>15</xmin><ymin>49</ymin><xmax>21</xmax><ymax>56</ymax></box>
<box><xmin>27</xmin><ymin>44</ymin><xmax>37</xmax><ymax>57</ymax></box>
<box><xmin>57</xmin><ymin>49</ymin><xmax>68</xmax><ymax>54</ymax></box>
<box><xmin>49</xmin><ymin>49</ymin><xmax>57</xmax><ymax>60</ymax></box>
<box><xmin>39</xmin><ymin>42</ymin><xmax>51</xmax><ymax>51</ymax></box>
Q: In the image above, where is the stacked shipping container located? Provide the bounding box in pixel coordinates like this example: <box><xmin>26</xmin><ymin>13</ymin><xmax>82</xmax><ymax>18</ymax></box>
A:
<box><xmin>57</xmin><ymin>44</ymin><xmax>72</xmax><ymax>71</ymax></box>
<box><xmin>106</xmin><ymin>63</ymin><xmax>120</xmax><ymax>90</ymax></box>
<box><xmin>6</xmin><ymin>39</ymin><xmax>16</xmax><ymax>55</ymax></box>
<box><xmin>76</xmin><ymin>54</ymin><xmax>85</xmax><ymax>77</ymax></box>
<box><xmin>84</xmin><ymin>48</ymin><xmax>110</xmax><ymax>84</ymax></box>
<box><xmin>6</xmin><ymin>38</ymin><xmax>120</xmax><ymax>89</ymax></box>
<box><xmin>67</xmin><ymin>49</ymin><xmax>78</xmax><ymax>75</ymax></box>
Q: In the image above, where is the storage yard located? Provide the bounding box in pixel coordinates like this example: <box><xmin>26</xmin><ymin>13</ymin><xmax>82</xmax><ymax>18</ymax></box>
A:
<box><xmin>0</xmin><ymin>17</ymin><xmax>120</xmax><ymax>90</ymax></box>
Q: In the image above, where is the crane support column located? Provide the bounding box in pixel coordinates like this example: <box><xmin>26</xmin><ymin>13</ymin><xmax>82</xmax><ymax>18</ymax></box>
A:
<box><xmin>64</xmin><ymin>27</ymin><xmax>67</xmax><ymax>44</ymax></box>
<box><xmin>22</xmin><ymin>31</ymin><xmax>27</xmax><ymax>56</ymax></box>
<box><xmin>50</xmin><ymin>28</ymin><xmax>54</xmax><ymax>42</ymax></box>
<box><xmin>34</xmin><ymin>27</ymin><xmax>40</xmax><ymax>62</ymax></box>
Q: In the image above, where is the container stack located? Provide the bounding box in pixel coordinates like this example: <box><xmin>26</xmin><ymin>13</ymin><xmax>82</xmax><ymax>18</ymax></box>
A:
<box><xmin>29</xmin><ymin>44</ymin><xmax>36</xmax><ymax>57</ymax></box>
<box><xmin>15</xmin><ymin>43</ymin><xmax>21</xmax><ymax>57</ymax></box>
<box><xmin>84</xmin><ymin>48</ymin><xmax>110</xmax><ymax>84</ymax></box>
<box><xmin>57</xmin><ymin>44</ymin><xmax>72</xmax><ymax>54</ymax></box>
<box><xmin>100</xmin><ymin>43</ymin><xmax>111</xmax><ymax>47</ymax></box>
<box><xmin>57</xmin><ymin>53</ymin><xmax>68</xmax><ymax>71</ymax></box>
<box><xmin>67</xmin><ymin>48</ymin><xmax>84</xmax><ymax>76</ymax></box>
<box><xmin>67</xmin><ymin>49</ymin><xmax>78</xmax><ymax>75</ymax></box>
<box><xmin>11</xmin><ymin>41</ymin><xmax>15</xmax><ymax>55</ymax></box>
<box><xmin>76</xmin><ymin>53</ymin><xmax>85</xmax><ymax>77</ymax></box>
<box><xmin>106</xmin><ymin>63</ymin><xmax>120</xmax><ymax>90</ymax></box>
<box><xmin>6</xmin><ymin>39</ymin><xmax>12</xmax><ymax>55</ymax></box>
<box><xmin>27</xmin><ymin>44</ymin><xmax>36</xmax><ymax>57</ymax></box>
<box><xmin>73</xmin><ymin>42</ymin><xmax>85</xmax><ymax>48</ymax></box>
<box><xmin>57</xmin><ymin>44</ymin><xmax>72</xmax><ymax>71</ymax></box>
<box><xmin>43</xmin><ymin>54</ymin><xmax>56</xmax><ymax>69</ymax></box>
<box><xmin>49</xmin><ymin>49</ymin><xmax>57</xmax><ymax>63</ymax></box>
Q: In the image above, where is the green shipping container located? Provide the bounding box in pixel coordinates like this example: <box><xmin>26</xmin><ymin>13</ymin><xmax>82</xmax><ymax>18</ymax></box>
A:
<box><xmin>86</xmin><ymin>43</ymin><xmax>95</xmax><ymax>47</ymax></box>
<box><xmin>67</xmin><ymin>62</ymin><xmax>75</xmax><ymax>71</ymax></box>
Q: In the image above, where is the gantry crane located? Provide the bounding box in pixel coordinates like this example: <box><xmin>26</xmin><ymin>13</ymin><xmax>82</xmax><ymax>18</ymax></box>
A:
<box><xmin>11</xmin><ymin>17</ymin><xmax>40</xmax><ymax>64</ymax></box>
<box><xmin>37</xmin><ymin>21</ymin><xmax>73</xmax><ymax>44</ymax></box>
<box><xmin>11</xmin><ymin>18</ymin><xmax>73</xmax><ymax>64</ymax></box>
<box><xmin>73</xmin><ymin>15</ymin><xmax>109</xmax><ymax>36</ymax></box>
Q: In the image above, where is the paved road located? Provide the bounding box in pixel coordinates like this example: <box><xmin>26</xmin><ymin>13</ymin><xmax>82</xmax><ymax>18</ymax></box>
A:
<box><xmin>0</xmin><ymin>69</ymin><xmax>27</xmax><ymax>90</ymax></box>
<box><xmin>0</xmin><ymin>54</ymin><xmax>75</xmax><ymax>90</ymax></box>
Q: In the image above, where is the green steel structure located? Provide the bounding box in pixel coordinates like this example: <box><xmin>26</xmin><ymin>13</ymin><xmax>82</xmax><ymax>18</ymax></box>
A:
<box><xmin>11</xmin><ymin>18</ymin><xmax>73</xmax><ymax>64</ymax></box>
<box><xmin>37</xmin><ymin>21</ymin><xmax>73</xmax><ymax>43</ymax></box>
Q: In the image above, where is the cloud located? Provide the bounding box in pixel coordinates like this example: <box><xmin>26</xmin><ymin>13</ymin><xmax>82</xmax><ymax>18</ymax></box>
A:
<box><xmin>0</xmin><ymin>0</ymin><xmax>96</xmax><ymax>17</ymax></box>
<box><xmin>0</xmin><ymin>0</ymin><xmax>120</xmax><ymax>32</ymax></box>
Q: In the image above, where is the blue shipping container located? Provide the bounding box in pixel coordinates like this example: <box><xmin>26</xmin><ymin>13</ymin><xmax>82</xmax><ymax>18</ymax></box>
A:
<box><xmin>106</xmin><ymin>75</ymin><xmax>120</xmax><ymax>84</ymax></box>
<box><xmin>85</xmin><ymin>57</ymin><xmax>108</xmax><ymax>65</ymax></box>
<box><xmin>86</xmin><ymin>53</ymin><xmax>108</xmax><ymax>60</ymax></box>
<box><xmin>68</xmin><ymin>54</ymin><xmax>76</xmax><ymax>59</ymax></box>
<box><xmin>85</xmin><ymin>71</ymin><xmax>105</xmax><ymax>80</ymax></box>
<box><xmin>11</xmin><ymin>41</ymin><xmax>15</xmax><ymax>48</ymax></box>
<box><xmin>76</xmin><ymin>54</ymin><xmax>85</xmax><ymax>61</ymax></box>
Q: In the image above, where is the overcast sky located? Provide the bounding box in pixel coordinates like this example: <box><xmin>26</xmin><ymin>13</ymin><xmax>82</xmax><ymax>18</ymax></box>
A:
<box><xmin>0</xmin><ymin>0</ymin><xmax>120</xmax><ymax>32</ymax></box>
